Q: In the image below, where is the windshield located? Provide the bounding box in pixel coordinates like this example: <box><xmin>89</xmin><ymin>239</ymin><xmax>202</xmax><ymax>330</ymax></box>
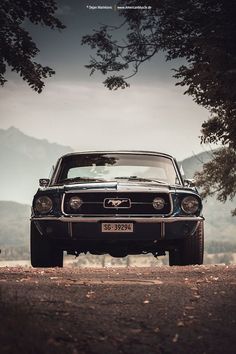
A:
<box><xmin>55</xmin><ymin>153</ymin><xmax>181</xmax><ymax>185</ymax></box>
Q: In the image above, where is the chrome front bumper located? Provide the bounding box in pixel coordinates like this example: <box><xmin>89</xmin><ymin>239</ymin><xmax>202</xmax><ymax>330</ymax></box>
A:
<box><xmin>31</xmin><ymin>215</ymin><xmax>204</xmax><ymax>240</ymax></box>
<box><xmin>31</xmin><ymin>216</ymin><xmax>204</xmax><ymax>223</ymax></box>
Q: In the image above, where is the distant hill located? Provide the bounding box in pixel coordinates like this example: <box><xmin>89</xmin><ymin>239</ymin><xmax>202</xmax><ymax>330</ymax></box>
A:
<box><xmin>179</xmin><ymin>151</ymin><xmax>214</xmax><ymax>178</ymax></box>
<box><xmin>0</xmin><ymin>201</ymin><xmax>30</xmax><ymax>247</ymax></box>
<box><xmin>0</xmin><ymin>127</ymin><xmax>73</xmax><ymax>204</ymax></box>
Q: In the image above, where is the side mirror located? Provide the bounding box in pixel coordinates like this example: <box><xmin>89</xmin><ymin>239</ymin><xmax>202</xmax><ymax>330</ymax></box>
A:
<box><xmin>184</xmin><ymin>178</ymin><xmax>196</xmax><ymax>187</ymax></box>
<box><xmin>39</xmin><ymin>178</ymin><xmax>50</xmax><ymax>187</ymax></box>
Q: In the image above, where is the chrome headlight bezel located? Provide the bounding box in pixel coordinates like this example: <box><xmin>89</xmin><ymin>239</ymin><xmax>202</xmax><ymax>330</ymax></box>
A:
<box><xmin>181</xmin><ymin>196</ymin><xmax>199</xmax><ymax>214</ymax></box>
<box><xmin>34</xmin><ymin>196</ymin><xmax>53</xmax><ymax>214</ymax></box>
<box><xmin>69</xmin><ymin>196</ymin><xmax>83</xmax><ymax>210</ymax></box>
<box><xmin>152</xmin><ymin>197</ymin><xmax>165</xmax><ymax>210</ymax></box>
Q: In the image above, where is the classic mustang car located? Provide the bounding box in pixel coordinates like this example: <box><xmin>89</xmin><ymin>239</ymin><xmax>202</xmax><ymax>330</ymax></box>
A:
<box><xmin>31</xmin><ymin>151</ymin><xmax>204</xmax><ymax>267</ymax></box>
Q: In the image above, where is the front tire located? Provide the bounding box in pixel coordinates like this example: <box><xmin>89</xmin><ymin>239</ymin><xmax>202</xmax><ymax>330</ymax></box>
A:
<box><xmin>30</xmin><ymin>222</ymin><xmax>63</xmax><ymax>268</ymax></box>
<box><xmin>169</xmin><ymin>221</ymin><xmax>204</xmax><ymax>266</ymax></box>
<box><xmin>169</xmin><ymin>248</ymin><xmax>181</xmax><ymax>266</ymax></box>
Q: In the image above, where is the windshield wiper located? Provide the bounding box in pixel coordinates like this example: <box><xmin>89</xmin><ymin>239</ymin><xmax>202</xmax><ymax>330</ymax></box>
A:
<box><xmin>61</xmin><ymin>177</ymin><xmax>106</xmax><ymax>184</ymax></box>
<box><xmin>114</xmin><ymin>176</ymin><xmax>167</xmax><ymax>184</ymax></box>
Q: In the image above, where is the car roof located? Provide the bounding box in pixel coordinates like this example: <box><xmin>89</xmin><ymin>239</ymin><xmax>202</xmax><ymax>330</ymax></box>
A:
<box><xmin>60</xmin><ymin>150</ymin><xmax>174</xmax><ymax>159</ymax></box>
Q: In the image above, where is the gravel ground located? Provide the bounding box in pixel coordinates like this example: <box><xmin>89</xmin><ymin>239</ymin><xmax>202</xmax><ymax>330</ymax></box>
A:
<box><xmin>0</xmin><ymin>265</ymin><xmax>236</xmax><ymax>354</ymax></box>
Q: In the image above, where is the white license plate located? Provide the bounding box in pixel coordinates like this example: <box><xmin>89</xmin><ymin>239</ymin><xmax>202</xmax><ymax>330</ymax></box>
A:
<box><xmin>101</xmin><ymin>223</ymin><xmax>133</xmax><ymax>233</ymax></box>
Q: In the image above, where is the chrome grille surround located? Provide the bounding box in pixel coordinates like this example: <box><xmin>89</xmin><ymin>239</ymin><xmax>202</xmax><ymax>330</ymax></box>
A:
<box><xmin>62</xmin><ymin>191</ymin><xmax>173</xmax><ymax>217</ymax></box>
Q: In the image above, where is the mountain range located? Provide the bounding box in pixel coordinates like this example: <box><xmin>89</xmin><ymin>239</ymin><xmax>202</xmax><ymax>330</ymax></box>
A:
<box><xmin>0</xmin><ymin>127</ymin><xmax>72</xmax><ymax>203</ymax></box>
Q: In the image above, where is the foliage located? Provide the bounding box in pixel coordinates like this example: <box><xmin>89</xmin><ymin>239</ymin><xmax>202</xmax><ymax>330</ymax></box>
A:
<box><xmin>195</xmin><ymin>148</ymin><xmax>236</xmax><ymax>215</ymax></box>
<box><xmin>0</xmin><ymin>246</ymin><xmax>29</xmax><ymax>260</ymax></box>
<box><xmin>82</xmin><ymin>0</ymin><xmax>236</xmax><ymax>209</ymax></box>
<box><xmin>0</xmin><ymin>0</ymin><xmax>65</xmax><ymax>92</ymax></box>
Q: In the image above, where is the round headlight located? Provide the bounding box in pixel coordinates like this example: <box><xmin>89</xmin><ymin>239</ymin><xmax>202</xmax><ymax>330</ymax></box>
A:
<box><xmin>69</xmin><ymin>196</ymin><xmax>83</xmax><ymax>210</ymax></box>
<box><xmin>153</xmin><ymin>197</ymin><xmax>165</xmax><ymax>210</ymax></box>
<box><xmin>35</xmin><ymin>196</ymin><xmax>53</xmax><ymax>214</ymax></box>
<box><xmin>181</xmin><ymin>196</ymin><xmax>199</xmax><ymax>214</ymax></box>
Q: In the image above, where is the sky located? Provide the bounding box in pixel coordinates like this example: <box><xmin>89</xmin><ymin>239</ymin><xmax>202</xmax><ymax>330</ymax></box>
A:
<box><xmin>0</xmin><ymin>0</ymin><xmax>211</xmax><ymax>160</ymax></box>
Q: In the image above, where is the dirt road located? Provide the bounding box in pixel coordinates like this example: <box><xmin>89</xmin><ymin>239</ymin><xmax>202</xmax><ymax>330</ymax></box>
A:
<box><xmin>0</xmin><ymin>265</ymin><xmax>236</xmax><ymax>354</ymax></box>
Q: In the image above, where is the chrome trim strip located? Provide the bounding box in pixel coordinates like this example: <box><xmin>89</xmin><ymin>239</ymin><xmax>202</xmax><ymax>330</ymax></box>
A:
<box><xmin>50</xmin><ymin>157</ymin><xmax>63</xmax><ymax>186</ymax></box>
<box><xmin>31</xmin><ymin>216</ymin><xmax>204</xmax><ymax>223</ymax></box>
<box><xmin>190</xmin><ymin>220</ymin><xmax>202</xmax><ymax>235</ymax></box>
<box><xmin>68</xmin><ymin>222</ymin><xmax>73</xmax><ymax>237</ymax></box>
<box><xmin>161</xmin><ymin>222</ymin><xmax>165</xmax><ymax>239</ymax></box>
<box><xmin>62</xmin><ymin>193</ymin><xmax>70</xmax><ymax>216</ymax></box>
<box><xmin>59</xmin><ymin>188</ymin><xmax>172</xmax><ymax>193</ymax></box>
<box><xmin>35</xmin><ymin>221</ymin><xmax>43</xmax><ymax>235</ymax></box>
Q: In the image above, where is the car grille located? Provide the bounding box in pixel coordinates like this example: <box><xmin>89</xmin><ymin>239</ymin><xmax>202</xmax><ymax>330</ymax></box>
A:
<box><xmin>62</xmin><ymin>192</ymin><xmax>172</xmax><ymax>216</ymax></box>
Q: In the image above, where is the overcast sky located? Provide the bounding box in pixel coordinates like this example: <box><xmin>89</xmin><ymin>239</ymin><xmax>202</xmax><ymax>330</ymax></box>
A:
<box><xmin>0</xmin><ymin>0</ymin><xmax>211</xmax><ymax>160</ymax></box>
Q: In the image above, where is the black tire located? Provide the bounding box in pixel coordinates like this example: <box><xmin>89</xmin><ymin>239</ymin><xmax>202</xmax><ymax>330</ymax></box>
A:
<box><xmin>169</xmin><ymin>248</ymin><xmax>181</xmax><ymax>266</ymax></box>
<box><xmin>30</xmin><ymin>222</ymin><xmax>63</xmax><ymax>268</ymax></box>
<box><xmin>169</xmin><ymin>221</ymin><xmax>204</xmax><ymax>266</ymax></box>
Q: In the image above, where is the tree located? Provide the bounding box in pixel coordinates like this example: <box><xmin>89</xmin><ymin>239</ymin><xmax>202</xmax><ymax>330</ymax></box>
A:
<box><xmin>0</xmin><ymin>0</ymin><xmax>65</xmax><ymax>93</ymax></box>
<box><xmin>195</xmin><ymin>147</ymin><xmax>236</xmax><ymax>215</ymax></box>
<box><xmin>82</xmin><ymin>0</ymin><xmax>236</xmax><ymax>212</ymax></box>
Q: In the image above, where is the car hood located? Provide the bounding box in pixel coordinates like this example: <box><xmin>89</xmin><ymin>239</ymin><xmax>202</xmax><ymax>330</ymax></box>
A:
<box><xmin>37</xmin><ymin>181</ymin><xmax>199</xmax><ymax>197</ymax></box>
<box><xmin>62</xmin><ymin>181</ymin><xmax>174</xmax><ymax>193</ymax></box>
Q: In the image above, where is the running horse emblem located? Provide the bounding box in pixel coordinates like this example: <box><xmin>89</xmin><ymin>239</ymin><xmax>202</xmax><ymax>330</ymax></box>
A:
<box><xmin>107</xmin><ymin>199</ymin><xmax>127</xmax><ymax>207</ymax></box>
